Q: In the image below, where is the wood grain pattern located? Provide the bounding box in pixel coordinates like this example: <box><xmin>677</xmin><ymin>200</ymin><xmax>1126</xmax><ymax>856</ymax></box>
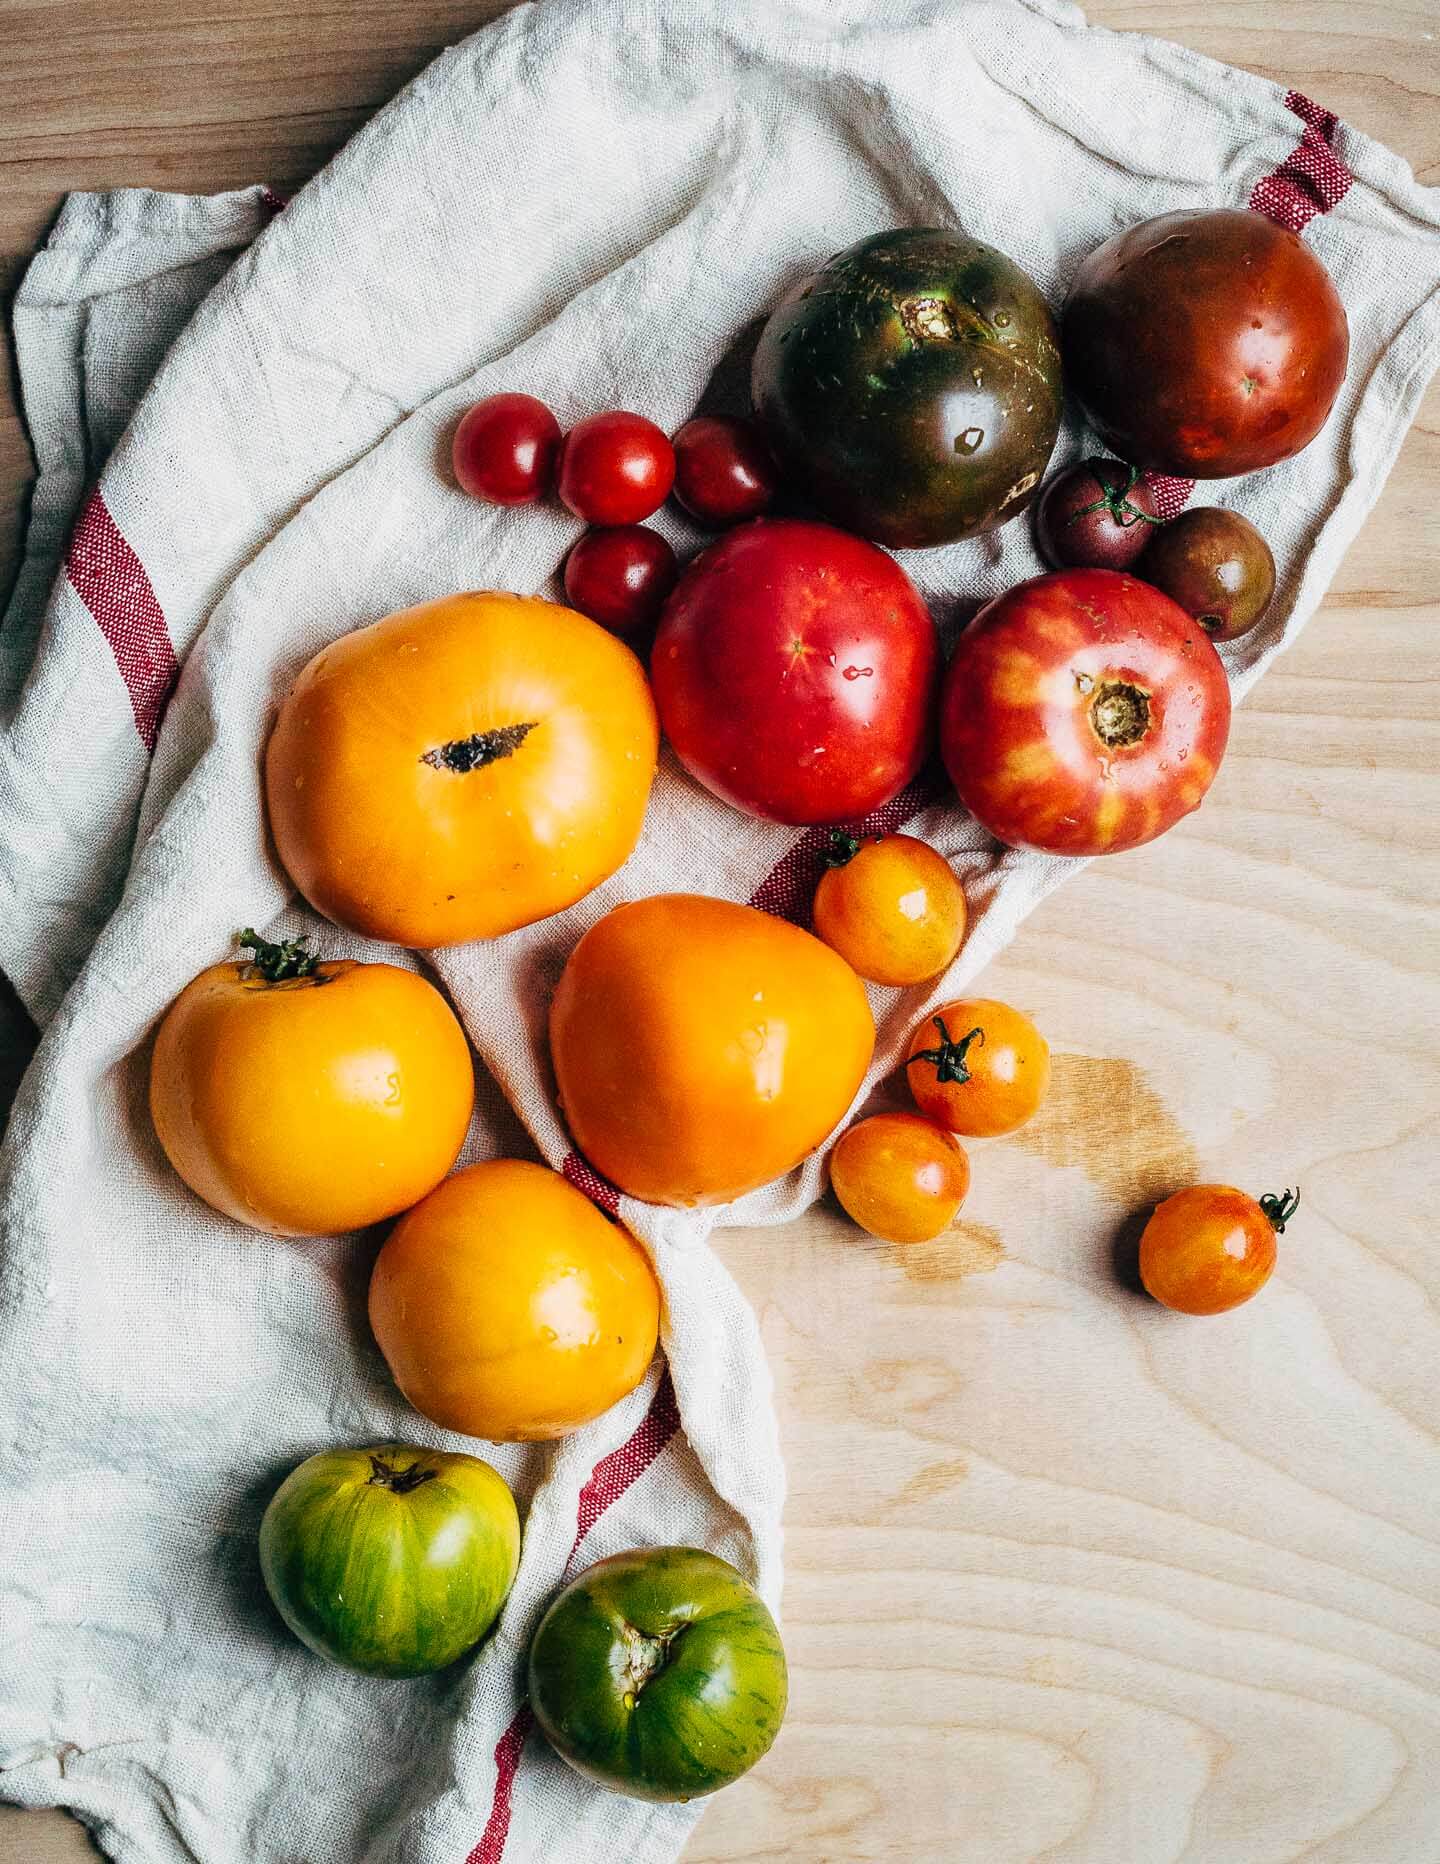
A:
<box><xmin>2</xmin><ymin>4</ymin><xmax>1438</xmax><ymax>1861</ymax></box>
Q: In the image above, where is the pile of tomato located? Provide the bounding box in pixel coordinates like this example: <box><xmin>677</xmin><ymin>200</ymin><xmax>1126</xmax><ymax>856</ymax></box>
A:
<box><xmin>139</xmin><ymin>204</ymin><xmax>1344</xmax><ymax>1802</ymax></box>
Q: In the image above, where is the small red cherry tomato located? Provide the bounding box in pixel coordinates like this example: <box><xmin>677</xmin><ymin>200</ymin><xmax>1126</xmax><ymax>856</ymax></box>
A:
<box><xmin>557</xmin><ymin>412</ymin><xmax>675</xmax><ymax>525</ymax></box>
<box><xmin>672</xmin><ymin>416</ymin><xmax>778</xmax><ymax>528</ymax></box>
<box><xmin>563</xmin><ymin>526</ymin><xmax>678</xmax><ymax>638</ymax></box>
<box><xmin>452</xmin><ymin>393</ymin><xmax>561</xmax><ymax>505</ymax></box>
<box><xmin>1034</xmin><ymin>459</ymin><xmax>1161</xmax><ymax>571</ymax></box>
<box><xmin>830</xmin><ymin>1112</ymin><xmax>970</xmax><ymax>1244</ymax></box>
<box><xmin>1139</xmin><ymin>1184</ymin><xmax>1297</xmax><ymax>1315</ymax></box>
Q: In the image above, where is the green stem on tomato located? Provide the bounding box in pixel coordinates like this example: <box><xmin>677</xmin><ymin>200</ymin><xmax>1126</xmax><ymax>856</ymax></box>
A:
<box><xmin>906</xmin><ymin>1015</ymin><xmax>985</xmax><ymax>1085</ymax></box>
<box><xmin>821</xmin><ymin>829</ymin><xmax>863</xmax><ymax>869</ymax></box>
<box><xmin>1065</xmin><ymin>462</ymin><xmax>1165</xmax><ymax>533</ymax></box>
<box><xmin>1258</xmin><ymin>1187</ymin><xmax>1301</xmax><ymax>1234</ymax></box>
<box><xmin>237</xmin><ymin>927</ymin><xmax>321</xmax><ymax>983</ymax></box>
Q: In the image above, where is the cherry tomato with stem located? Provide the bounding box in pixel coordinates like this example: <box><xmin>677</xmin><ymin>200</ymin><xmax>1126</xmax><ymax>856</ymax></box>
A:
<box><xmin>830</xmin><ymin>1112</ymin><xmax>970</xmax><ymax>1244</ymax></box>
<box><xmin>563</xmin><ymin>526</ymin><xmax>678</xmax><ymax>638</ymax></box>
<box><xmin>1139</xmin><ymin>1184</ymin><xmax>1297</xmax><ymax>1315</ymax></box>
<box><xmin>452</xmin><ymin>393</ymin><xmax>561</xmax><ymax>505</ymax></box>
<box><xmin>557</xmin><ymin>412</ymin><xmax>675</xmax><ymax>525</ymax></box>
<box><xmin>906</xmin><ymin>998</ymin><xmax>1050</xmax><ymax>1138</ymax></box>
<box><xmin>1034</xmin><ymin>459</ymin><xmax>1162</xmax><ymax>571</ymax></box>
<box><xmin>812</xmin><ymin>831</ymin><xmax>966</xmax><ymax>987</ymax></box>
<box><xmin>672</xmin><ymin>415</ymin><xmax>778</xmax><ymax>527</ymax></box>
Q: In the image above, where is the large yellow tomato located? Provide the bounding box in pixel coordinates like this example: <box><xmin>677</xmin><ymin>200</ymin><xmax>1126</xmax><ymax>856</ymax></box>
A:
<box><xmin>149</xmin><ymin>931</ymin><xmax>474</xmax><ymax>1236</ymax></box>
<box><xmin>550</xmin><ymin>894</ymin><xmax>875</xmax><ymax>1207</ymax></box>
<box><xmin>368</xmin><ymin>1160</ymin><xmax>661</xmax><ymax>1441</ymax></box>
<box><xmin>265</xmin><ymin>591</ymin><xmax>658</xmax><ymax>949</ymax></box>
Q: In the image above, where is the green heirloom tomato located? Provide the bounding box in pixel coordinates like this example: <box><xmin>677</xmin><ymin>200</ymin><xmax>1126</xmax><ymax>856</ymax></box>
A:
<box><xmin>528</xmin><ymin>1546</ymin><xmax>787</xmax><ymax>1802</ymax></box>
<box><xmin>751</xmin><ymin>226</ymin><xmax>1062</xmax><ymax>548</ymax></box>
<box><xmin>259</xmin><ymin>1443</ymin><xmax>520</xmax><ymax>1678</ymax></box>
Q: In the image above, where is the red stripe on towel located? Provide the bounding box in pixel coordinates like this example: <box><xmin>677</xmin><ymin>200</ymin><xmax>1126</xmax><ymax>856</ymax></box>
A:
<box><xmin>64</xmin><ymin>488</ymin><xmax>178</xmax><ymax>753</ymax></box>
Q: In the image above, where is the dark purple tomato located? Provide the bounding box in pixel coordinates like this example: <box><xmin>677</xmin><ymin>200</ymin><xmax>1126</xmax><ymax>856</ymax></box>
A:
<box><xmin>1138</xmin><ymin>507</ymin><xmax>1277</xmax><ymax>641</ymax></box>
<box><xmin>452</xmin><ymin>394</ymin><xmax>561</xmax><ymax>505</ymax></box>
<box><xmin>1063</xmin><ymin>209</ymin><xmax>1349</xmax><ymax>478</ymax></box>
<box><xmin>1034</xmin><ymin>459</ymin><xmax>1161</xmax><ymax>570</ymax></box>
<box><xmin>563</xmin><ymin>526</ymin><xmax>678</xmax><ymax>638</ymax></box>
<box><xmin>557</xmin><ymin>412</ymin><xmax>675</xmax><ymax>525</ymax></box>
<box><xmin>672</xmin><ymin>416</ymin><xmax>778</xmax><ymax>527</ymax></box>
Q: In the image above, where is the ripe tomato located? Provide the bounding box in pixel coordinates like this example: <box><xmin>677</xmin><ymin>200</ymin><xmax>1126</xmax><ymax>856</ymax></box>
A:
<box><xmin>1064</xmin><ymin>209</ymin><xmax>1349</xmax><ymax>478</ymax></box>
<box><xmin>529</xmin><ymin>1547</ymin><xmax>788</xmax><ymax>1802</ymax></box>
<box><xmin>940</xmin><ymin>569</ymin><xmax>1231</xmax><ymax>857</ymax></box>
<box><xmin>259</xmin><ymin>1443</ymin><xmax>520</xmax><ymax>1676</ymax></box>
<box><xmin>1139</xmin><ymin>507</ymin><xmax>1276</xmax><ymax>642</ymax></box>
<box><xmin>265</xmin><ymin>592</ymin><xmax>657</xmax><ymax>948</ymax></box>
<box><xmin>563</xmin><ymin>525</ymin><xmax>677</xmax><ymax>637</ymax></box>
<box><xmin>651</xmin><ymin>518</ymin><xmax>939</xmax><ymax>826</ymax></box>
<box><xmin>906</xmin><ymin>998</ymin><xmax>1049</xmax><ymax>1138</ymax></box>
<box><xmin>812</xmin><ymin>832</ymin><xmax>966</xmax><ymax>986</ymax></box>
<box><xmin>830</xmin><ymin>1112</ymin><xmax>970</xmax><ymax>1244</ymax></box>
<box><xmin>368</xmin><ymin>1160</ymin><xmax>661</xmax><ymax>1441</ymax></box>
<box><xmin>451</xmin><ymin>393</ymin><xmax>561</xmax><ymax>504</ymax></box>
<box><xmin>672</xmin><ymin>415</ymin><xmax>778</xmax><ymax>527</ymax></box>
<box><xmin>1034</xmin><ymin>459</ymin><xmax>1161</xmax><ymax>571</ymax></box>
<box><xmin>557</xmin><ymin>411</ymin><xmax>675</xmax><ymax>525</ymax></box>
<box><xmin>149</xmin><ymin>931</ymin><xmax>473</xmax><ymax>1236</ymax></box>
<box><xmin>1139</xmin><ymin>1184</ymin><xmax>1298</xmax><ymax>1315</ymax></box>
<box><xmin>549</xmin><ymin>893</ymin><xmax>875</xmax><ymax>1207</ymax></box>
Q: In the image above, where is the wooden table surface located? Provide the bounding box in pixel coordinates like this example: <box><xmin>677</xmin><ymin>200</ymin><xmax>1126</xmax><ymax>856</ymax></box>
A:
<box><xmin>2</xmin><ymin>4</ymin><xmax>1438</xmax><ymax>1860</ymax></box>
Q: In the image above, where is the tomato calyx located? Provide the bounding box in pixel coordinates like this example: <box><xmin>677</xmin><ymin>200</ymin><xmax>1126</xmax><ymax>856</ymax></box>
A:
<box><xmin>1088</xmin><ymin>679</ymin><xmax>1152</xmax><ymax>749</ymax></box>
<box><xmin>1258</xmin><ymin>1186</ymin><xmax>1301</xmax><ymax>1234</ymax></box>
<box><xmin>421</xmin><ymin>722</ymin><xmax>538</xmax><ymax>773</ymax></box>
<box><xmin>618</xmin><ymin>1618</ymin><xmax>689</xmax><ymax>1708</ymax></box>
<box><xmin>366</xmin><ymin>1452</ymin><xmax>439</xmax><ymax>1495</ymax></box>
<box><xmin>821</xmin><ymin>829</ymin><xmax>863</xmax><ymax>869</ymax></box>
<box><xmin>907</xmin><ymin>1015</ymin><xmax>985</xmax><ymax>1086</ymax></box>
<box><xmin>237</xmin><ymin>927</ymin><xmax>321</xmax><ymax>984</ymax></box>
<box><xmin>1066</xmin><ymin>462</ymin><xmax>1164</xmax><ymax>534</ymax></box>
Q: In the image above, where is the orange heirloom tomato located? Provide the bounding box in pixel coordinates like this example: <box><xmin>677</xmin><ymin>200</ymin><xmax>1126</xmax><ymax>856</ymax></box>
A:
<box><xmin>265</xmin><ymin>591</ymin><xmax>658</xmax><ymax>949</ymax></box>
<box><xmin>368</xmin><ymin>1159</ymin><xmax>661</xmax><ymax>1441</ymax></box>
<box><xmin>830</xmin><ymin>1113</ymin><xmax>970</xmax><ymax>1244</ymax></box>
<box><xmin>1140</xmin><ymin>1184</ymin><xmax>1297</xmax><ymax>1316</ymax></box>
<box><xmin>812</xmin><ymin>832</ymin><xmax>967</xmax><ymax>987</ymax></box>
<box><xmin>906</xmin><ymin>998</ymin><xmax>1050</xmax><ymax>1138</ymax></box>
<box><xmin>550</xmin><ymin>894</ymin><xmax>875</xmax><ymax>1208</ymax></box>
<box><xmin>149</xmin><ymin>931</ymin><xmax>474</xmax><ymax>1236</ymax></box>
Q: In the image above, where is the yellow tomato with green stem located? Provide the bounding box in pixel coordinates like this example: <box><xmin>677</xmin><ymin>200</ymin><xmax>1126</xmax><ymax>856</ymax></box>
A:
<box><xmin>812</xmin><ymin>832</ymin><xmax>967</xmax><ymax>987</ymax></box>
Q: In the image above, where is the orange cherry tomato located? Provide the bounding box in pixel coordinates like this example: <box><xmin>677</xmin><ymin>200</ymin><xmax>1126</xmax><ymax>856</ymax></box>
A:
<box><xmin>812</xmin><ymin>832</ymin><xmax>966</xmax><ymax>987</ymax></box>
<box><xmin>265</xmin><ymin>591</ymin><xmax>658</xmax><ymax>949</ymax></box>
<box><xmin>550</xmin><ymin>894</ymin><xmax>875</xmax><ymax>1208</ymax></box>
<box><xmin>368</xmin><ymin>1159</ymin><xmax>661</xmax><ymax>1441</ymax></box>
<box><xmin>1139</xmin><ymin>1184</ymin><xmax>1297</xmax><ymax>1315</ymax></box>
<box><xmin>906</xmin><ymin>997</ymin><xmax>1050</xmax><ymax>1137</ymax></box>
<box><xmin>830</xmin><ymin>1112</ymin><xmax>970</xmax><ymax>1243</ymax></box>
<box><xmin>149</xmin><ymin>931</ymin><xmax>474</xmax><ymax>1236</ymax></box>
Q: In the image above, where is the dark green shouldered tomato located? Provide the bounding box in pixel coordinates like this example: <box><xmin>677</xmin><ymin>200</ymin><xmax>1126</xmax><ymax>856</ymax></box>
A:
<box><xmin>528</xmin><ymin>1546</ymin><xmax>788</xmax><ymax>1802</ymax></box>
<box><xmin>751</xmin><ymin>227</ymin><xmax>1063</xmax><ymax>549</ymax></box>
<box><xmin>259</xmin><ymin>1443</ymin><xmax>520</xmax><ymax>1678</ymax></box>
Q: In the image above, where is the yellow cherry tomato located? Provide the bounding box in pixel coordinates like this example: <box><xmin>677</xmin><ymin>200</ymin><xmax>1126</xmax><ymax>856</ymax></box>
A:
<box><xmin>812</xmin><ymin>832</ymin><xmax>967</xmax><ymax>986</ymax></box>
<box><xmin>368</xmin><ymin>1159</ymin><xmax>661</xmax><ymax>1441</ymax></box>
<box><xmin>149</xmin><ymin>931</ymin><xmax>474</xmax><ymax>1236</ymax></box>
<box><xmin>1140</xmin><ymin>1184</ymin><xmax>1296</xmax><ymax>1315</ymax></box>
<box><xmin>906</xmin><ymin>997</ymin><xmax>1050</xmax><ymax>1138</ymax></box>
<box><xmin>829</xmin><ymin>1112</ymin><xmax>971</xmax><ymax>1244</ymax></box>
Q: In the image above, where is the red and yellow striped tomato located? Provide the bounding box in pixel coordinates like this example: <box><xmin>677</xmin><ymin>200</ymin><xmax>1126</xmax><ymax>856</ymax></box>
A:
<box><xmin>939</xmin><ymin>568</ymin><xmax>1231</xmax><ymax>856</ymax></box>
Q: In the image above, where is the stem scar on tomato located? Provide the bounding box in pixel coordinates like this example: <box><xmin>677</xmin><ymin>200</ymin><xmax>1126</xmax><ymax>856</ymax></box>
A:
<box><xmin>907</xmin><ymin>1015</ymin><xmax>985</xmax><ymax>1085</ymax></box>
<box><xmin>1089</xmin><ymin>680</ymin><xmax>1152</xmax><ymax>748</ymax></box>
<box><xmin>421</xmin><ymin>721</ymin><xmax>538</xmax><ymax>772</ymax></box>
<box><xmin>619</xmin><ymin>1618</ymin><xmax>689</xmax><ymax>1707</ymax></box>
<box><xmin>366</xmin><ymin>1452</ymin><xmax>439</xmax><ymax>1494</ymax></box>
<box><xmin>1258</xmin><ymin>1186</ymin><xmax>1301</xmax><ymax>1233</ymax></box>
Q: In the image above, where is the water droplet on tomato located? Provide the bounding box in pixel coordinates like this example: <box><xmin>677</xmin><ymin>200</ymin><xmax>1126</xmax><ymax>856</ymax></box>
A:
<box><xmin>842</xmin><ymin>665</ymin><xmax>873</xmax><ymax>680</ymax></box>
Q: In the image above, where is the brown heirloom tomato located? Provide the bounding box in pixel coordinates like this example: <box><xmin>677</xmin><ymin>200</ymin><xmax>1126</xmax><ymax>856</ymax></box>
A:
<box><xmin>550</xmin><ymin>894</ymin><xmax>874</xmax><ymax>1208</ymax></box>
<box><xmin>906</xmin><ymin>999</ymin><xmax>1049</xmax><ymax>1138</ymax></box>
<box><xmin>1064</xmin><ymin>209</ymin><xmax>1349</xmax><ymax>479</ymax></box>
<box><xmin>940</xmin><ymin>569</ymin><xmax>1232</xmax><ymax>857</ymax></box>
<box><xmin>1140</xmin><ymin>1184</ymin><xmax>1298</xmax><ymax>1315</ymax></box>
<box><xmin>1139</xmin><ymin>507</ymin><xmax>1276</xmax><ymax>642</ymax></box>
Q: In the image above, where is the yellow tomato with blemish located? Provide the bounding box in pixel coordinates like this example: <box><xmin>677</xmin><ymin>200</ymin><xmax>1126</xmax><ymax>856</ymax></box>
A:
<box><xmin>812</xmin><ymin>832</ymin><xmax>966</xmax><ymax>986</ymax></box>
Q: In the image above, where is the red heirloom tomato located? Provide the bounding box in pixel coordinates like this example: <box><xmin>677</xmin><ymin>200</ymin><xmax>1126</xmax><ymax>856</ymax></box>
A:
<box><xmin>558</xmin><ymin>412</ymin><xmax>675</xmax><ymax>525</ymax></box>
<box><xmin>940</xmin><ymin>569</ymin><xmax>1231</xmax><ymax>856</ymax></box>
<box><xmin>563</xmin><ymin>526</ymin><xmax>678</xmax><ymax>637</ymax></box>
<box><xmin>1140</xmin><ymin>1184</ymin><xmax>1298</xmax><ymax>1315</ymax></box>
<box><xmin>1063</xmin><ymin>209</ymin><xmax>1349</xmax><ymax>478</ymax></box>
<box><xmin>651</xmin><ymin>518</ymin><xmax>939</xmax><ymax>825</ymax></box>
<box><xmin>672</xmin><ymin>415</ymin><xmax>778</xmax><ymax>527</ymax></box>
<box><xmin>452</xmin><ymin>393</ymin><xmax>561</xmax><ymax>504</ymax></box>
